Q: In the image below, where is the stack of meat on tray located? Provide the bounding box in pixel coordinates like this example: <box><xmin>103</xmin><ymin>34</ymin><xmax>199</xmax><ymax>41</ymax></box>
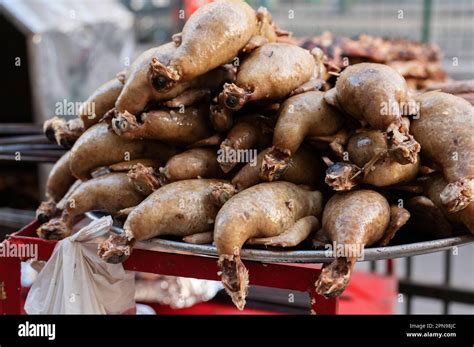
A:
<box><xmin>35</xmin><ymin>0</ymin><xmax>473</xmax><ymax>309</ymax></box>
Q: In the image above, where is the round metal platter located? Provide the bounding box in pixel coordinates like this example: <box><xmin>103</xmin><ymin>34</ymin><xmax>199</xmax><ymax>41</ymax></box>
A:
<box><xmin>86</xmin><ymin>212</ymin><xmax>474</xmax><ymax>263</ymax></box>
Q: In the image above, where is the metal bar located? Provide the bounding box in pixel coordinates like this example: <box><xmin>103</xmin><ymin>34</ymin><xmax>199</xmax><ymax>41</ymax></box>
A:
<box><xmin>370</xmin><ymin>261</ymin><xmax>376</xmax><ymax>273</ymax></box>
<box><xmin>0</xmin><ymin>144</ymin><xmax>62</xmax><ymax>151</ymax></box>
<box><xmin>399</xmin><ymin>280</ymin><xmax>474</xmax><ymax>305</ymax></box>
<box><xmin>0</xmin><ymin>208</ymin><xmax>36</xmax><ymax>229</ymax></box>
<box><xmin>0</xmin><ymin>123</ymin><xmax>42</xmax><ymax>135</ymax></box>
<box><xmin>0</xmin><ymin>155</ymin><xmax>61</xmax><ymax>162</ymax></box>
<box><xmin>0</xmin><ymin>246</ymin><xmax>22</xmax><ymax>314</ymax></box>
<box><xmin>443</xmin><ymin>250</ymin><xmax>452</xmax><ymax>314</ymax></box>
<box><xmin>405</xmin><ymin>257</ymin><xmax>412</xmax><ymax>314</ymax></box>
<box><xmin>421</xmin><ymin>0</ymin><xmax>432</xmax><ymax>42</ymax></box>
<box><xmin>0</xmin><ymin>134</ymin><xmax>49</xmax><ymax>145</ymax></box>
<box><xmin>0</xmin><ymin>149</ymin><xmax>64</xmax><ymax>156</ymax></box>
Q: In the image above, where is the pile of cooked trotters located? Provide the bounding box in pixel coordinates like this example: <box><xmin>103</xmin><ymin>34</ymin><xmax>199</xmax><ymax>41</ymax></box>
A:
<box><xmin>37</xmin><ymin>0</ymin><xmax>474</xmax><ymax>310</ymax></box>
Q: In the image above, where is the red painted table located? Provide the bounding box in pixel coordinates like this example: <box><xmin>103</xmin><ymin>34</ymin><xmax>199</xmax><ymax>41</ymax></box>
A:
<box><xmin>0</xmin><ymin>220</ymin><xmax>339</xmax><ymax>315</ymax></box>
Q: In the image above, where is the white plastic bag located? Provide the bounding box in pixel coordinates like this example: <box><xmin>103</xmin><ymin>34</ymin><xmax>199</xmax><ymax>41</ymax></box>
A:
<box><xmin>25</xmin><ymin>216</ymin><xmax>135</xmax><ymax>314</ymax></box>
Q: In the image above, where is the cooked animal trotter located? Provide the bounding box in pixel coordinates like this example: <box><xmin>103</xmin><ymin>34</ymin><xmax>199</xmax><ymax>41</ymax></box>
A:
<box><xmin>214</xmin><ymin>182</ymin><xmax>323</xmax><ymax>309</ymax></box>
<box><xmin>35</xmin><ymin>152</ymin><xmax>76</xmax><ymax>222</ymax></box>
<box><xmin>150</xmin><ymin>0</ymin><xmax>260</xmax><ymax>91</ymax></box>
<box><xmin>314</xmin><ymin>190</ymin><xmax>409</xmax><ymax>297</ymax></box>
<box><xmin>218</xmin><ymin>43</ymin><xmax>323</xmax><ymax>112</ymax></box>
<box><xmin>260</xmin><ymin>91</ymin><xmax>344</xmax><ymax>181</ymax></box>
<box><xmin>232</xmin><ymin>147</ymin><xmax>324</xmax><ymax>191</ymax></box>
<box><xmin>69</xmin><ymin>123</ymin><xmax>176</xmax><ymax>180</ymax></box>
<box><xmin>44</xmin><ymin>77</ymin><xmax>124</xmax><ymax>148</ymax></box>
<box><xmin>112</xmin><ymin>104</ymin><xmax>213</xmax><ymax>145</ymax></box>
<box><xmin>115</xmin><ymin>42</ymin><xmax>235</xmax><ymax>115</ymax></box>
<box><xmin>37</xmin><ymin>173</ymin><xmax>147</xmax><ymax>240</ymax></box>
<box><xmin>325</xmin><ymin>130</ymin><xmax>420</xmax><ymax>190</ymax></box>
<box><xmin>128</xmin><ymin>148</ymin><xmax>224</xmax><ymax>194</ymax></box>
<box><xmin>218</xmin><ymin>114</ymin><xmax>272</xmax><ymax>173</ymax></box>
<box><xmin>98</xmin><ymin>179</ymin><xmax>236</xmax><ymax>263</ymax></box>
<box><xmin>325</xmin><ymin>63</ymin><xmax>420</xmax><ymax>164</ymax></box>
<box><xmin>411</xmin><ymin>91</ymin><xmax>474</xmax><ymax>212</ymax></box>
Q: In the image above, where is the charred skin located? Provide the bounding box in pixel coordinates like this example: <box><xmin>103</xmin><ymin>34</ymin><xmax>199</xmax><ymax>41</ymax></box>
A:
<box><xmin>112</xmin><ymin>104</ymin><xmax>213</xmax><ymax>145</ymax></box>
<box><xmin>328</xmin><ymin>63</ymin><xmax>420</xmax><ymax>164</ymax></box>
<box><xmin>261</xmin><ymin>91</ymin><xmax>343</xmax><ymax>181</ymax></box>
<box><xmin>117</xmin><ymin>42</ymin><xmax>235</xmax><ymax>115</ymax></box>
<box><xmin>315</xmin><ymin>190</ymin><xmax>391</xmax><ymax>297</ymax></box>
<box><xmin>69</xmin><ymin>123</ymin><xmax>176</xmax><ymax>180</ymax></box>
<box><xmin>99</xmin><ymin>179</ymin><xmax>236</xmax><ymax>263</ymax></box>
<box><xmin>150</xmin><ymin>0</ymin><xmax>259</xmax><ymax>91</ymax></box>
<box><xmin>412</xmin><ymin>92</ymin><xmax>474</xmax><ymax>212</ymax></box>
<box><xmin>214</xmin><ymin>182</ymin><xmax>323</xmax><ymax>309</ymax></box>
<box><xmin>218</xmin><ymin>43</ymin><xmax>320</xmax><ymax>110</ymax></box>
<box><xmin>37</xmin><ymin>173</ymin><xmax>146</xmax><ymax>240</ymax></box>
<box><xmin>232</xmin><ymin>147</ymin><xmax>324</xmax><ymax>191</ymax></box>
<box><xmin>218</xmin><ymin>114</ymin><xmax>272</xmax><ymax>173</ymax></box>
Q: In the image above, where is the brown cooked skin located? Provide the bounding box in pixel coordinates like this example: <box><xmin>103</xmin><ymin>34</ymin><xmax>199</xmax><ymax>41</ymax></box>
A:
<box><xmin>272</xmin><ymin>91</ymin><xmax>344</xmax><ymax>154</ymax></box>
<box><xmin>45</xmin><ymin>151</ymin><xmax>76</xmax><ymax>202</ymax></box>
<box><xmin>232</xmin><ymin>147</ymin><xmax>324</xmax><ymax>191</ymax></box>
<box><xmin>69</xmin><ymin>123</ymin><xmax>176</xmax><ymax>180</ymax></box>
<box><xmin>108</xmin><ymin>159</ymin><xmax>162</xmax><ymax>172</ymax></box>
<box><xmin>411</xmin><ymin>92</ymin><xmax>474</xmax><ymax>211</ymax></box>
<box><xmin>218</xmin><ymin>114</ymin><xmax>272</xmax><ymax>172</ymax></box>
<box><xmin>215</xmin><ymin>182</ymin><xmax>322</xmax><ymax>309</ymax></box>
<box><xmin>111</xmin><ymin>105</ymin><xmax>213</xmax><ymax>145</ymax></box>
<box><xmin>348</xmin><ymin>130</ymin><xmax>419</xmax><ymax>187</ymax></box>
<box><xmin>80</xmin><ymin>78</ymin><xmax>124</xmax><ymax>129</ymax></box>
<box><xmin>215</xmin><ymin>182</ymin><xmax>323</xmax><ymax>256</ymax></box>
<box><xmin>123</xmin><ymin>179</ymin><xmax>235</xmax><ymax>241</ymax></box>
<box><xmin>161</xmin><ymin>148</ymin><xmax>224</xmax><ymax>183</ymax></box>
<box><xmin>321</xmin><ymin>190</ymin><xmax>390</xmax><ymax>247</ymax></box>
<box><xmin>347</xmin><ymin>130</ymin><xmax>387</xmax><ymax>167</ymax></box>
<box><xmin>260</xmin><ymin>91</ymin><xmax>343</xmax><ymax>181</ymax></box>
<box><xmin>363</xmin><ymin>155</ymin><xmax>419</xmax><ymax>187</ymax></box>
<box><xmin>116</xmin><ymin>43</ymin><xmax>235</xmax><ymax>115</ymax></box>
<box><xmin>219</xmin><ymin>43</ymin><xmax>318</xmax><ymax>109</ymax></box>
<box><xmin>314</xmin><ymin>190</ymin><xmax>392</xmax><ymax>297</ymax></box>
<box><xmin>116</xmin><ymin>44</ymin><xmax>175</xmax><ymax>115</ymax></box>
<box><xmin>161</xmin><ymin>0</ymin><xmax>258</xmax><ymax>83</ymax></box>
<box><xmin>423</xmin><ymin>175</ymin><xmax>474</xmax><ymax>234</ymax></box>
<box><xmin>37</xmin><ymin>173</ymin><xmax>146</xmax><ymax>240</ymax></box>
<box><xmin>333</xmin><ymin>63</ymin><xmax>409</xmax><ymax>130</ymax></box>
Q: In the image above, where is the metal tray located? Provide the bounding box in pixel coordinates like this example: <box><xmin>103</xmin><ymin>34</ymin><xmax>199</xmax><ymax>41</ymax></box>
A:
<box><xmin>86</xmin><ymin>212</ymin><xmax>474</xmax><ymax>263</ymax></box>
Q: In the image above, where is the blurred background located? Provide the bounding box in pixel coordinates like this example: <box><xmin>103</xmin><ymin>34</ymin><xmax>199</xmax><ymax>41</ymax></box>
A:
<box><xmin>1</xmin><ymin>0</ymin><xmax>473</xmax><ymax>315</ymax></box>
